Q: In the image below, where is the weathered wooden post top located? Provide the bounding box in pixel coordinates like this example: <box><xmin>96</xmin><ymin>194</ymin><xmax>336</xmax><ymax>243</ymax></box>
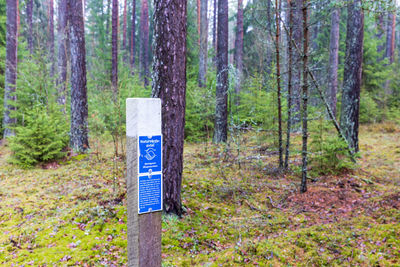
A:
<box><xmin>126</xmin><ymin>98</ymin><xmax>162</xmax><ymax>267</ymax></box>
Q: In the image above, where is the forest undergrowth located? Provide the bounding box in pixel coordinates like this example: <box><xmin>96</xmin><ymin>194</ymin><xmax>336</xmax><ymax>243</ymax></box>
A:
<box><xmin>0</xmin><ymin>123</ymin><xmax>399</xmax><ymax>266</ymax></box>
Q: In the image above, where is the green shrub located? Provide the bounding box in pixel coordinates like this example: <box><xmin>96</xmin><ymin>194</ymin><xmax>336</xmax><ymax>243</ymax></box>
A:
<box><xmin>359</xmin><ymin>92</ymin><xmax>383</xmax><ymax>124</ymax></box>
<box><xmin>8</xmin><ymin>106</ymin><xmax>69</xmax><ymax>168</ymax></box>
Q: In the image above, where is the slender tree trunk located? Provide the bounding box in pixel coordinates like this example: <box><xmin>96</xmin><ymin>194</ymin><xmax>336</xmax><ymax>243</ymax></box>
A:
<box><xmin>3</xmin><ymin>0</ymin><xmax>18</xmax><ymax>138</ymax></box>
<box><xmin>152</xmin><ymin>0</ymin><xmax>187</xmax><ymax>216</ymax></box>
<box><xmin>198</xmin><ymin>0</ymin><xmax>208</xmax><ymax>87</ymax></box>
<box><xmin>139</xmin><ymin>0</ymin><xmax>149</xmax><ymax>86</ymax></box>
<box><xmin>26</xmin><ymin>0</ymin><xmax>33</xmax><ymax>54</ymax></box>
<box><xmin>106</xmin><ymin>0</ymin><xmax>111</xmax><ymax>39</ymax></box>
<box><xmin>68</xmin><ymin>0</ymin><xmax>89</xmax><ymax>152</ymax></box>
<box><xmin>111</xmin><ymin>0</ymin><xmax>118</xmax><ymax>98</ymax></box>
<box><xmin>130</xmin><ymin>0</ymin><xmax>136</xmax><ymax>70</ymax></box>
<box><xmin>328</xmin><ymin>7</ymin><xmax>340</xmax><ymax>117</ymax></box>
<box><xmin>213</xmin><ymin>0</ymin><xmax>228</xmax><ymax>143</ymax></box>
<box><xmin>57</xmin><ymin>0</ymin><xmax>68</xmax><ymax>111</ymax></box>
<box><xmin>212</xmin><ymin>0</ymin><xmax>217</xmax><ymax>62</ymax></box>
<box><xmin>49</xmin><ymin>0</ymin><xmax>55</xmax><ymax>77</ymax></box>
<box><xmin>292</xmin><ymin>0</ymin><xmax>302</xmax><ymax>127</ymax></box>
<box><xmin>275</xmin><ymin>0</ymin><xmax>283</xmax><ymax>168</ymax></box>
<box><xmin>234</xmin><ymin>0</ymin><xmax>243</xmax><ymax>98</ymax></box>
<box><xmin>300</xmin><ymin>0</ymin><xmax>309</xmax><ymax>193</ymax></box>
<box><xmin>284</xmin><ymin>0</ymin><xmax>294</xmax><ymax>170</ymax></box>
<box><xmin>340</xmin><ymin>0</ymin><xmax>364</xmax><ymax>153</ymax></box>
<box><xmin>385</xmin><ymin>9</ymin><xmax>396</xmax><ymax>64</ymax></box>
<box><xmin>123</xmin><ymin>0</ymin><xmax>127</xmax><ymax>50</ymax></box>
<box><xmin>197</xmin><ymin>0</ymin><xmax>200</xmax><ymax>45</ymax></box>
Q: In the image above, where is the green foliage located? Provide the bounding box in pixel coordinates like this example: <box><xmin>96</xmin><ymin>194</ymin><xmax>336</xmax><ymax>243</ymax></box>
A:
<box><xmin>8</xmin><ymin>106</ymin><xmax>68</xmax><ymax>168</ymax></box>
<box><xmin>184</xmin><ymin>68</ymin><xmax>215</xmax><ymax>142</ymax></box>
<box><xmin>359</xmin><ymin>92</ymin><xmax>383</xmax><ymax>124</ymax></box>
<box><xmin>310</xmin><ymin>119</ymin><xmax>356</xmax><ymax>176</ymax></box>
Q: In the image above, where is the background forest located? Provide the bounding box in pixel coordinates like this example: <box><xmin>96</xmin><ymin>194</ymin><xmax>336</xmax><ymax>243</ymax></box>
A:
<box><xmin>0</xmin><ymin>0</ymin><xmax>400</xmax><ymax>265</ymax></box>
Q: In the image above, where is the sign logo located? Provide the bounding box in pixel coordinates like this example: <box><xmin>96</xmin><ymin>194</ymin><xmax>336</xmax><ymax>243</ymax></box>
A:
<box><xmin>138</xmin><ymin>135</ymin><xmax>162</xmax><ymax>174</ymax></box>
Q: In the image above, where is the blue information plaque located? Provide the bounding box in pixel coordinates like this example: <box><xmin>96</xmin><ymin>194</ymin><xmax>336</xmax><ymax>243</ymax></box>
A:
<box><xmin>138</xmin><ymin>174</ymin><xmax>162</xmax><ymax>214</ymax></box>
<box><xmin>138</xmin><ymin>135</ymin><xmax>162</xmax><ymax>174</ymax></box>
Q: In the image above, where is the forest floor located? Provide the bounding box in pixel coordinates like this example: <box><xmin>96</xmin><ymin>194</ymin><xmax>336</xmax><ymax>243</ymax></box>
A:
<box><xmin>0</xmin><ymin>123</ymin><xmax>399</xmax><ymax>266</ymax></box>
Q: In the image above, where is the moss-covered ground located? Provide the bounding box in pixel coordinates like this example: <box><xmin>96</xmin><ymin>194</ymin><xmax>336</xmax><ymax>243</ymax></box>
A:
<box><xmin>0</xmin><ymin>124</ymin><xmax>399</xmax><ymax>266</ymax></box>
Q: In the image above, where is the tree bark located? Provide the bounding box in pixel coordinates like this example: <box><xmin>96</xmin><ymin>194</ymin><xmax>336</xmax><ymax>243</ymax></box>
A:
<box><xmin>385</xmin><ymin>9</ymin><xmax>396</xmax><ymax>64</ymax></box>
<box><xmin>49</xmin><ymin>0</ymin><xmax>55</xmax><ymax>77</ymax></box>
<box><xmin>111</xmin><ymin>0</ymin><xmax>118</xmax><ymax>98</ymax></box>
<box><xmin>213</xmin><ymin>0</ymin><xmax>228</xmax><ymax>143</ymax></box>
<box><xmin>139</xmin><ymin>0</ymin><xmax>149</xmax><ymax>86</ymax></box>
<box><xmin>328</xmin><ymin>7</ymin><xmax>340</xmax><ymax>117</ymax></box>
<box><xmin>212</xmin><ymin>0</ymin><xmax>217</xmax><ymax>62</ymax></box>
<box><xmin>284</xmin><ymin>0</ymin><xmax>294</xmax><ymax>170</ymax></box>
<box><xmin>198</xmin><ymin>0</ymin><xmax>208</xmax><ymax>87</ymax></box>
<box><xmin>151</xmin><ymin>0</ymin><xmax>187</xmax><ymax>216</ymax></box>
<box><xmin>3</xmin><ymin>0</ymin><xmax>18</xmax><ymax>138</ymax></box>
<box><xmin>275</xmin><ymin>0</ymin><xmax>283</xmax><ymax>168</ymax></box>
<box><xmin>291</xmin><ymin>0</ymin><xmax>302</xmax><ymax>127</ymax></box>
<box><xmin>300</xmin><ymin>0</ymin><xmax>309</xmax><ymax>193</ymax></box>
<box><xmin>234</xmin><ymin>0</ymin><xmax>243</xmax><ymax>97</ymax></box>
<box><xmin>26</xmin><ymin>0</ymin><xmax>33</xmax><ymax>54</ymax></box>
<box><xmin>68</xmin><ymin>0</ymin><xmax>89</xmax><ymax>152</ymax></box>
<box><xmin>130</xmin><ymin>0</ymin><xmax>136</xmax><ymax>70</ymax></box>
<box><xmin>57</xmin><ymin>0</ymin><xmax>68</xmax><ymax>111</ymax></box>
<box><xmin>340</xmin><ymin>0</ymin><xmax>364</xmax><ymax>153</ymax></box>
<box><xmin>123</xmin><ymin>0</ymin><xmax>127</xmax><ymax>50</ymax></box>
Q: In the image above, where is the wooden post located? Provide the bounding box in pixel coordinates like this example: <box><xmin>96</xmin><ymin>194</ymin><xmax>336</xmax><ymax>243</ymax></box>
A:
<box><xmin>126</xmin><ymin>98</ymin><xmax>162</xmax><ymax>266</ymax></box>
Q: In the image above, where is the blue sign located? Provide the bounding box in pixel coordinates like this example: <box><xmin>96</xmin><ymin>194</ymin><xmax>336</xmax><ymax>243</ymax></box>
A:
<box><xmin>138</xmin><ymin>135</ymin><xmax>162</xmax><ymax>174</ymax></box>
<box><xmin>138</xmin><ymin>174</ymin><xmax>162</xmax><ymax>214</ymax></box>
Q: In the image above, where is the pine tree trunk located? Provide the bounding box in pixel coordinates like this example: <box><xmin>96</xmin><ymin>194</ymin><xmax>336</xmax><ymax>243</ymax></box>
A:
<box><xmin>57</xmin><ymin>0</ymin><xmax>68</xmax><ymax>111</ymax></box>
<box><xmin>339</xmin><ymin>0</ymin><xmax>364</xmax><ymax>153</ymax></box>
<box><xmin>291</xmin><ymin>0</ymin><xmax>303</xmax><ymax>127</ymax></box>
<box><xmin>385</xmin><ymin>10</ymin><xmax>396</xmax><ymax>64</ymax></box>
<box><xmin>152</xmin><ymin>0</ymin><xmax>187</xmax><ymax>216</ymax></box>
<box><xmin>68</xmin><ymin>0</ymin><xmax>89</xmax><ymax>152</ymax></box>
<box><xmin>130</xmin><ymin>0</ymin><xmax>136</xmax><ymax>70</ymax></box>
<box><xmin>198</xmin><ymin>0</ymin><xmax>208</xmax><ymax>87</ymax></box>
<box><xmin>275</xmin><ymin>0</ymin><xmax>283</xmax><ymax>168</ymax></box>
<box><xmin>284</xmin><ymin>0</ymin><xmax>294</xmax><ymax>169</ymax></box>
<box><xmin>26</xmin><ymin>0</ymin><xmax>33</xmax><ymax>54</ymax></box>
<box><xmin>3</xmin><ymin>0</ymin><xmax>18</xmax><ymax>138</ymax></box>
<box><xmin>213</xmin><ymin>0</ymin><xmax>228</xmax><ymax>143</ymax></box>
<box><xmin>212</xmin><ymin>0</ymin><xmax>217</xmax><ymax>62</ymax></box>
<box><xmin>139</xmin><ymin>0</ymin><xmax>149</xmax><ymax>86</ymax></box>
<box><xmin>111</xmin><ymin>0</ymin><xmax>118</xmax><ymax>98</ymax></box>
<box><xmin>328</xmin><ymin>7</ymin><xmax>340</xmax><ymax>117</ymax></box>
<box><xmin>234</xmin><ymin>0</ymin><xmax>243</xmax><ymax>97</ymax></box>
<box><xmin>49</xmin><ymin>0</ymin><xmax>55</xmax><ymax>77</ymax></box>
<box><xmin>300</xmin><ymin>0</ymin><xmax>309</xmax><ymax>193</ymax></box>
<box><xmin>123</xmin><ymin>0</ymin><xmax>127</xmax><ymax>50</ymax></box>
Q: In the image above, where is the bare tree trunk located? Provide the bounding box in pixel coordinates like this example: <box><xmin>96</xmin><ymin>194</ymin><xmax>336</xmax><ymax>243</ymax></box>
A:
<box><xmin>152</xmin><ymin>0</ymin><xmax>187</xmax><ymax>216</ymax></box>
<box><xmin>340</xmin><ymin>0</ymin><xmax>364</xmax><ymax>153</ymax></box>
<box><xmin>130</xmin><ymin>0</ymin><xmax>136</xmax><ymax>70</ymax></box>
<box><xmin>139</xmin><ymin>0</ymin><xmax>149</xmax><ymax>86</ymax></box>
<box><xmin>3</xmin><ymin>0</ymin><xmax>18</xmax><ymax>138</ymax></box>
<box><xmin>328</xmin><ymin>7</ymin><xmax>340</xmax><ymax>117</ymax></box>
<box><xmin>68</xmin><ymin>0</ymin><xmax>89</xmax><ymax>152</ymax></box>
<box><xmin>213</xmin><ymin>0</ymin><xmax>228</xmax><ymax>143</ymax></box>
<box><xmin>198</xmin><ymin>0</ymin><xmax>208</xmax><ymax>87</ymax></box>
<box><xmin>26</xmin><ymin>0</ymin><xmax>33</xmax><ymax>54</ymax></box>
<box><xmin>123</xmin><ymin>0</ymin><xmax>127</xmax><ymax>50</ymax></box>
<box><xmin>292</xmin><ymin>0</ymin><xmax>303</xmax><ymax>127</ymax></box>
<box><xmin>111</xmin><ymin>0</ymin><xmax>118</xmax><ymax>98</ymax></box>
<box><xmin>57</xmin><ymin>0</ymin><xmax>68</xmax><ymax>111</ymax></box>
<box><xmin>284</xmin><ymin>0</ymin><xmax>294</xmax><ymax>170</ymax></box>
<box><xmin>385</xmin><ymin>9</ymin><xmax>396</xmax><ymax>64</ymax></box>
<box><xmin>275</xmin><ymin>0</ymin><xmax>283</xmax><ymax>168</ymax></box>
<box><xmin>212</xmin><ymin>0</ymin><xmax>217</xmax><ymax>63</ymax></box>
<box><xmin>300</xmin><ymin>0</ymin><xmax>309</xmax><ymax>193</ymax></box>
<box><xmin>234</xmin><ymin>0</ymin><xmax>243</xmax><ymax>98</ymax></box>
<box><xmin>49</xmin><ymin>0</ymin><xmax>55</xmax><ymax>77</ymax></box>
